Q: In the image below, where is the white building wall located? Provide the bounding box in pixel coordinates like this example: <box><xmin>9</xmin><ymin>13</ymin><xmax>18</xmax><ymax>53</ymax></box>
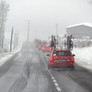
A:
<box><xmin>66</xmin><ymin>25</ymin><xmax>92</xmax><ymax>39</ymax></box>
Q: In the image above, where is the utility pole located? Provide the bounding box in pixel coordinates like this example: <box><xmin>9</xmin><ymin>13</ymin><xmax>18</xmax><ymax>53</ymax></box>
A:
<box><xmin>14</xmin><ymin>32</ymin><xmax>18</xmax><ymax>49</ymax></box>
<box><xmin>10</xmin><ymin>27</ymin><xmax>13</xmax><ymax>52</ymax></box>
<box><xmin>27</xmin><ymin>20</ymin><xmax>30</xmax><ymax>43</ymax></box>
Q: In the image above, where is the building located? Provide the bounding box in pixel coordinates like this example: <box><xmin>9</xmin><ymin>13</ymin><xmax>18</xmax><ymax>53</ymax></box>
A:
<box><xmin>66</xmin><ymin>23</ymin><xmax>92</xmax><ymax>39</ymax></box>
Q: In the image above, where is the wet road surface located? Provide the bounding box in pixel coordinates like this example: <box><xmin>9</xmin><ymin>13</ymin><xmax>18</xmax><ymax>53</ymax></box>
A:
<box><xmin>0</xmin><ymin>45</ymin><xmax>92</xmax><ymax>92</ymax></box>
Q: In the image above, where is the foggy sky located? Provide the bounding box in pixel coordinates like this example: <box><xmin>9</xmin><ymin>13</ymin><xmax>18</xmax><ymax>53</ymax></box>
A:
<box><xmin>5</xmin><ymin>0</ymin><xmax>92</xmax><ymax>42</ymax></box>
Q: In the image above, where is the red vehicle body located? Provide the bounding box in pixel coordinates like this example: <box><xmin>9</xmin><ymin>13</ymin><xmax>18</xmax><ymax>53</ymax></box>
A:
<box><xmin>48</xmin><ymin>50</ymin><xmax>75</xmax><ymax>69</ymax></box>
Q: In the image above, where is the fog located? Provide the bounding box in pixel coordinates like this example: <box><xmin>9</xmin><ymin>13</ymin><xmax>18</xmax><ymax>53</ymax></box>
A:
<box><xmin>5</xmin><ymin>0</ymin><xmax>92</xmax><ymax>42</ymax></box>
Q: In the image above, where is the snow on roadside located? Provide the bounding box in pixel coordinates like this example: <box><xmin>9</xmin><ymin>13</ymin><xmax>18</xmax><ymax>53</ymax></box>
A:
<box><xmin>0</xmin><ymin>44</ymin><xmax>22</xmax><ymax>66</ymax></box>
<box><xmin>72</xmin><ymin>47</ymin><xmax>92</xmax><ymax>70</ymax></box>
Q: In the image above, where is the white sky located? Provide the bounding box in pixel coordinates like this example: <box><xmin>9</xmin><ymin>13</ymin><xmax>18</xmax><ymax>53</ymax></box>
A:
<box><xmin>5</xmin><ymin>0</ymin><xmax>92</xmax><ymax>41</ymax></box>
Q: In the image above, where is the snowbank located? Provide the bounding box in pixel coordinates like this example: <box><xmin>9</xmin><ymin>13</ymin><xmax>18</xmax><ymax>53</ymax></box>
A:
<box><xmin>72</xmin><ymin>47</ymin><xmax>92</xmax><ymax>70</ymax></box>
<box><xmin>0</xmin><ymin>44</ymin><xmax>22</xmax><ymax>66</ymax></box>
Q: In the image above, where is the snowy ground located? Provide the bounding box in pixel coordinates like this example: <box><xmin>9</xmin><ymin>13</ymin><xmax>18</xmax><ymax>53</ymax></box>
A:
<box><xmin>0</xmin><ymin>44</ymin><xmax>22</xmax><ymax>66</ymax></box>
<box><xmin>73</xmin><ymin>46</ymin><xmax>92</xmax><ymax>71</ymax></box>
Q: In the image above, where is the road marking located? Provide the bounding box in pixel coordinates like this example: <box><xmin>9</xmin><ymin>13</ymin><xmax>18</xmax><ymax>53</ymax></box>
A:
<box><xmin>51</xmin><ymin>77</ymin><xmax>55</xmax><ymax>80</ymax></box>
<box><xmin>55</xmin><ymin>83</ymin><xmax>59</xmax><ymax>87</ymax></box>
<box><xmin>50</xmin><ymin>74</ymin><xmax>53</xmax><ymax>77</ymax></box>
<box><xmin>48</xmin><ymin>71</ymin><xmax>54</xmax><ymax>77</ymax></box>
<box><xmin>40</xmin><ymin>55</ymin><xmax>62</xmax><ymax>92</ymax></box>
<box><xmin>56</xmin><ymin>87</ymin><xmax>62</xmax><ymax>92</ymax></box>
<box><xmin>53</xmin><ymin>79</ymin><xmax>57</xmax><ymax>83</ymax></box>
<box><xmin>40</xmin><ymin>55</ymin><xmax>48</xmax><ymax>69</ymax></box>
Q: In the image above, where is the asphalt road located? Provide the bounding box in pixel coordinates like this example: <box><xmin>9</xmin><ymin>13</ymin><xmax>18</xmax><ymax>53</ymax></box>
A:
<box><xmin>0</xmin><ymin>45</ymin><xmax>92</xmax><ymax>92</ymax></box>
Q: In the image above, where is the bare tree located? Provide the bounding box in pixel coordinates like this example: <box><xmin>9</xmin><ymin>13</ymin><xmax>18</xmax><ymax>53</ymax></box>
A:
<box><xmin>0</xmin><ymin>0</ymin><xmax>9</xmax><ymax>51</ymax></box>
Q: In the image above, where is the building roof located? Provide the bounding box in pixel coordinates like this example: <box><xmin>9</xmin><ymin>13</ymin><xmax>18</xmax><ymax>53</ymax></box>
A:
<box><xmin>67</xmin><ymin>22</ymin><xmax>92</xmax><ymax>28</ymax></box>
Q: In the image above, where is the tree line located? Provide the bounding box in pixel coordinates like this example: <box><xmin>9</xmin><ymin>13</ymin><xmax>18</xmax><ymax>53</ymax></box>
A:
<box><xmin>0</xmin><ymin>0</ymin><xmax>9</xmax><ymax>51</ymax></box>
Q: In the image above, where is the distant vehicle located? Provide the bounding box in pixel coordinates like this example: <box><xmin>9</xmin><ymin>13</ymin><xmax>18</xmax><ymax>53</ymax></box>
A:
<box><xmin>41</xmin><ymin>45</ymin><xmax>51</xmax><ymax>52</ymax></box>
<box><xmin>38</xmin><ymin>45</ymin><xmax>42</xmax><ymax>50</ymax></box>
<box><xmin>38</xmin><ymin>44</ymin><xmax>46</xmax><ymax>50</ymax></box>
<box><xmin>47</xmin><ymin>50</ymin><xmax>75</xmax><ymax>70</ymax></box>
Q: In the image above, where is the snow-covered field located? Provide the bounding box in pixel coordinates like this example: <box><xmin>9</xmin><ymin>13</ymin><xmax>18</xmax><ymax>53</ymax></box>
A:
<box><xmin>73</xmin><ymin>47</ymin><xmax>92</xmax><ymax>71</ymax></box>
<box><xmin>0</xmin><ymin>44</ymin><xmax>22</xmax><ymax>66</ymax></box>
